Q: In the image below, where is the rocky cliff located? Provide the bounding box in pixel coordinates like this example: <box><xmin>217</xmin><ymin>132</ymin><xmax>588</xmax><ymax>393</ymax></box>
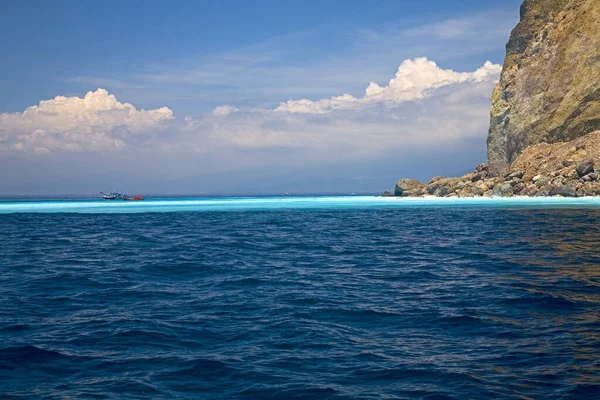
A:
<box><xmin>389</xmin><ymin>0</ymin><xmax>600</xmax><ymax>198</ymax></box>
<box><xmin>487</xmin><ymin>0</ymin><xmax>600</xmax><ymax>175</ymax></box>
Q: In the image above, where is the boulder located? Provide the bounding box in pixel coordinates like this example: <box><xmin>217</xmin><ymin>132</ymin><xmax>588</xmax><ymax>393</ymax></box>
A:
<box><xmin>509</xmin><ymin>178</ymin><xmax>522</xmax><ymax>187</ymax></box>
<box><xmin>581</xmin><ymin>174</ymin><xmax>594</xmax><ymax>182</ymax></box>
<box><xmin>576</xmin><ymin>159</ymin><xmax>595</xmax><ymax>177</ymax></box>
<box><xmin>381</xmin><ymin>191</ymin><xmax>393</xmax><ymax>197</ymax></box>
<box><xmin>551</xmin><ymin>176</ymin><xmax>567</xmax><ymax>187</ymax></box>
<box><xmin>505</xmin><ymin>170</ymin><xmax>524</xmax><ymax>180</ymax></box>
<box><xmin>534</xmin><ymin>177</ymin><xmax>550</xmax><ymax>187</ymax></box>
<box><xmin>562</xmin><ymin>168</ymin><xmax>580</xmax><ymax>179</ymax></box>
<box><xmin>476</xmin><ymin>182</ymin><xmax>490</xmax><ymax>192</ymax></box>
<box><xmin>401</xmin><ymin>190</ymin><xmax>423</xmax><ymax>198</ymax></box>
<box><xmin>582</xmin><ymin>183</ymin><xmax>600</xmax><ymax>196</ymax></box>
<box><xmin>549</xmin><ymin>185</ymin><xmax>577</xmax><ymax>197</ymax></box>
<box><xmin>492</xmin><ymin>183</ymin><xmax>513</xmax><ymax>197</ymax></box>
<box><xmin>474</xmin><ymin>163</ymin><xmax>489</xmax><ymax>174</ymax></box>
<box><xmin>457</xmin><ymin>186</ymin><xmax>474</xmax><ymax>197</ymax></box>
<box><xmin>425</xmin><ymin>177</ymin><xmax>465</xmax><ymax>197</ymax></box>
<box><xmin>428</xmin><ymin>176</ymin><xmax>445</xmax><ymax>185</ymax></box>
<box><xmin>432</xmin><ymin>186</ymin><xmax>449</xmax><ymax>197</ymax></box>
<box><xmin>513</xmin><ymin>182</ymin><xmax>525</xmax><ymax>195</ymax></box>
<box><xmin>470</xmin><ymin>185</ymin><xmax>485</xmax><ymax>196</ymax></box>
<box><xmin>459</xmin><ymin>173</ymin><xmax>475</xmax><ymax>184</ymax></box>
<box><xmin>394</xmin><ymin>179</ymin><xmax>425</xmax><ymax>197</ymax></box>
<box><xmin>471</xmin><ymin>173</ymin><xmax>484</xmax><ymax>183</ymax></box>
<box><xmin>536</xmin><ymin>185</ymin><xmax>555</xmax><ymax>197</ymax></box>
<box><xmin>521</xmin><ymin>184</ymin><xmax>539</xmax><ymax>196</ymax></box>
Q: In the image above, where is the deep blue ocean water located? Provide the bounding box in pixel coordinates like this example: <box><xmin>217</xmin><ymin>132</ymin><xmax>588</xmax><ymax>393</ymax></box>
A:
<box><xmin>1</xmin><ymin>197</ymin><xmax>599</xmax><ymax>399</ymax></box>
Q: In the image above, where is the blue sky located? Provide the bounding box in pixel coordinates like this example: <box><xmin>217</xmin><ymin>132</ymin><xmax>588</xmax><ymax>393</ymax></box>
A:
<box><xmin>0</xmin><ymin>0</ymin><xmax>522</xmax><ymax>195</ymax></box>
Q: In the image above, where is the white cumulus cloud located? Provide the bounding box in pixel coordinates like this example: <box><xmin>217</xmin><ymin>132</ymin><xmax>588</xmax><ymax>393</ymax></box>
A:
<box><xmin>0</xmin><ymin>88</ymin><xmax>174</xmax><ymax>153</ymax></box>
<box><xmin>274</xmin><ymin>58</ymin><xmax>501</xmax><ymax>114</ymax></box>
<box><xmin>212</xmin><ymin>105</ymin><xmax>239</xmax><ymax>117</ymax></box>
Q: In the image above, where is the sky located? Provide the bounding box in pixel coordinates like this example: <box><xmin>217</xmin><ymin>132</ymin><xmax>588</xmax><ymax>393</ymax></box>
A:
<box><xmin>0</xmin><ymin>0</ymin><xmax>523</xmax><ymax>195</ymax></box>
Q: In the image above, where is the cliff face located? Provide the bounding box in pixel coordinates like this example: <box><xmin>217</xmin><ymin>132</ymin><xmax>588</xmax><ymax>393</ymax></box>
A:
<box><xmin>487</xmin><ymin>0</ymin><xmax>600</xmax><ymax>175</ymax></box>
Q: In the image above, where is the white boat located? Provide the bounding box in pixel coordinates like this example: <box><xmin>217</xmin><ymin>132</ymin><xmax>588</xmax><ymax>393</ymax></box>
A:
<box><xmin>101</xmin><ymin>191</ymin><xmax>123</xmax><ymax>200</ymax></box>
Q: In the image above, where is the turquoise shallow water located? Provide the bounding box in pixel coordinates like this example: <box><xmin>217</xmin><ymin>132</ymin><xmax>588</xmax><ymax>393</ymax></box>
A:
<box><xmin>4</xmin><ymin>195</ymin><xmax>600</xmax><ymax>213</ymax></box>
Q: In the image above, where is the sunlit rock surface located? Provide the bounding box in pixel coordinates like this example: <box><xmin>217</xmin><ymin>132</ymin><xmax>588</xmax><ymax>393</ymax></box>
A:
<box><xmin>487</xmin><ymin>0</ymin><xmax>600</xmax><ymax>175</ymax></box>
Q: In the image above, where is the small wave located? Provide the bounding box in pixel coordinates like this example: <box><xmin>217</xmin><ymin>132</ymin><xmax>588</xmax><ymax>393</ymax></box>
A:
<box><xmin>321</xmin><ymin>307</ymin><xmax>403</xmax><ymax>318</ymax></box>
<box><xmin>0</xmin><ymin>324</ymin><xmax>30</xmax><ymax>333</ymax></box>
<box><xmin>102</xmin><ymin>379</ymin><xmax>165</xmax><ymax>397</ymax></box>
<box><xmin>282</xmin><ymin>296</ymin><xmax>322</xmax><ymax>305</ymax></box>
<box><xmin>0</xmin><ymin>345</ymin><xmax>65</xmax><ymax>365</ymax></box>
<box><xmin>155</xmin><ymin>358</ymin><xmax>236</xmax><ymax>380</ymax></box>
<box><xmin>500</xmin><ymin>292</ymin><xmax>579</xmax><ymax>310</ymax></box>
<box><xmin>108</xmin><ymin>329</ymin><xmax>179</xmax><ymax>346</ymax></box>
<box><xmin>352</xmin><ymin>351</ymin><xmax>390</xmax><ymax>362</ymax></box>
<box><xmin>218</xmin><ymin>277</ymin><xmax>267</xmax><ymax>287</ymax></box>
<box><xmin>564</xmin><ymin>383</ymin><xmax>600</xmax><ymax>398</ymax></box>
<box><xmin>52</xmin><ymin>238</ymin><xmax>74</xmax><ymax>245</ymax></box>
<box><xmin>351</xmin><ymin>366</ymin><xmax>446</xmax><ymax>381</ymax></box>
<box><xmin>437</xmin><ymin>314</ymin><xmax>486</xmax><ymax>327</ymax></box>
<box><xmin>240</xmin><ymin>386</ymin><xmax>342</xmax><ymax>400</ymax></box>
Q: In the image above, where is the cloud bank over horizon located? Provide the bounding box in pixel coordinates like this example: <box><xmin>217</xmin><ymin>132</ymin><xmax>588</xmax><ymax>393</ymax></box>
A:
<box><xmin>0</xmin><ymin>57</ymin><xmax>502</xmax><ymax>194</ymax></box>
<box><xmin>1</xmin><ymin>58</ymin><xmax>500</xmax><ymax>156</ymax></box>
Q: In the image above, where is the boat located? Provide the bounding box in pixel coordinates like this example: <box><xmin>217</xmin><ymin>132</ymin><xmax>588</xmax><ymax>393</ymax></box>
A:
<box><xmin>101</xmin><ymin>191</ymin><xmax>123</xmax><ymax>200</ymax></box>
<box><xmin>123</xmin><ymin>195</ymin><xmax>145</xmax><ymax>201</ymax></box>
<box><xmin>101</xmin><ymin>192</ymin><xmax>144</xmax><ymax>200</ymax></box>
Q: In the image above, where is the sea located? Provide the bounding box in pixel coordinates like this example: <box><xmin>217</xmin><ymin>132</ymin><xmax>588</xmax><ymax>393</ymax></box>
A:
<box><xmin>0</xmin><ymin>196</ymin><xmax>599</xmax><ymax>399</ymax></box>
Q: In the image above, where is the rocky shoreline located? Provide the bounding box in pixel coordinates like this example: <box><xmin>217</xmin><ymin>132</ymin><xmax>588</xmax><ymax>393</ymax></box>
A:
<box><xmin>386</xmin><ymin>131</ymin><xmax>600</xmax><ymax>198</ymax></box>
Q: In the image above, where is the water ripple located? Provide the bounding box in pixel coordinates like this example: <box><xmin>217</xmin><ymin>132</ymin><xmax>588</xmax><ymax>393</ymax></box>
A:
<box><xmin>0</xmin><ymin>208</ymin><xmax>599</xmax><ymax>398</ymax></box>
